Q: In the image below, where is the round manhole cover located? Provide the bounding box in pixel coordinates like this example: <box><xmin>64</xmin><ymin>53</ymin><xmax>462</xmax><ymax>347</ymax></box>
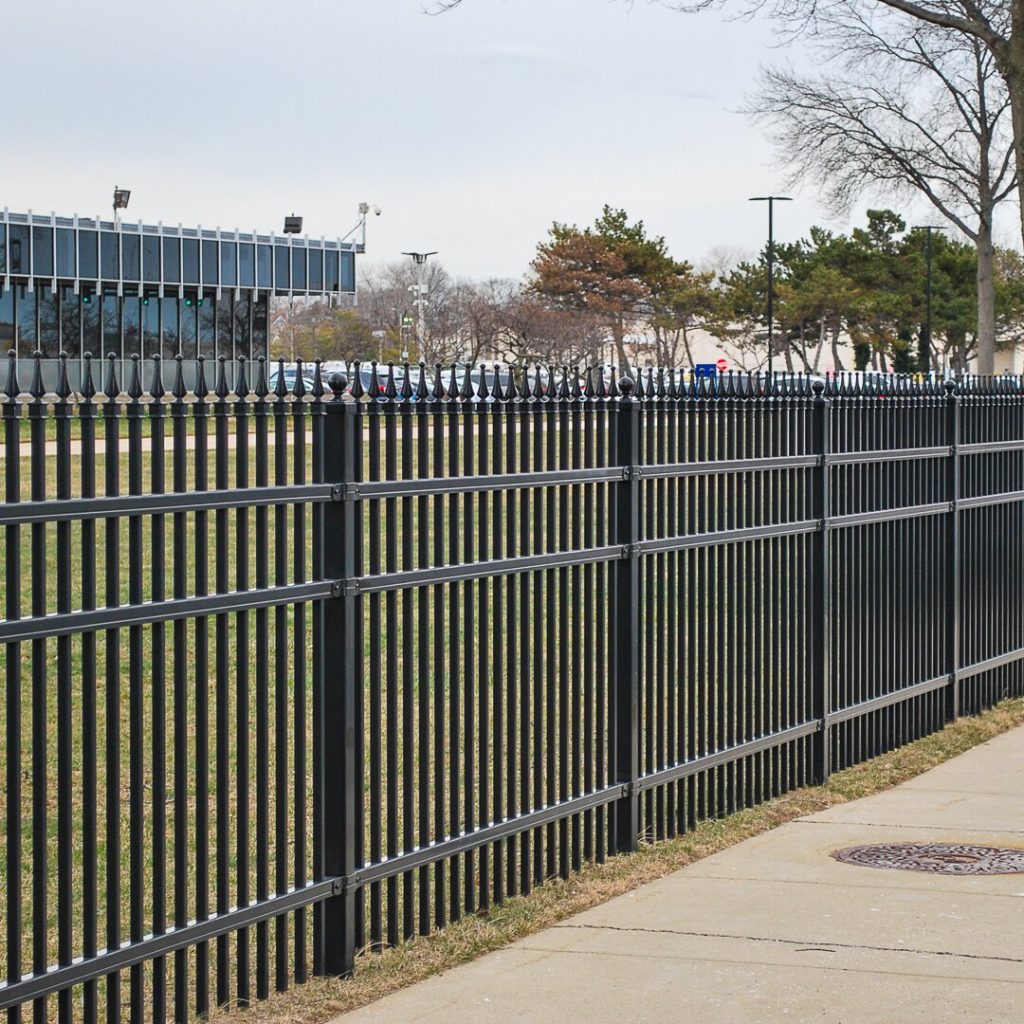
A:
<box><xmin>833</xmin><ymin>843</ymin><xmax>1024</xmax><ymax>875</ymax></box>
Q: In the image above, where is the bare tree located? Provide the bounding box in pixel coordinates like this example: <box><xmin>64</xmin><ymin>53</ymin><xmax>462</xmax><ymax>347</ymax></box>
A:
<box><xmin>751</xmin><ymin>14</ymin><xmax>1015</xmax><ymax>370</ymax></box>
<box><xmin>358</xmin><ymin>259</ymin><xmax>458</xmax><ymax>364</ymax></box>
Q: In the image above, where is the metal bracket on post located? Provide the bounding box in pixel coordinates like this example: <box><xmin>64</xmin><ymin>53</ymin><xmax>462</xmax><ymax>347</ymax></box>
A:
<box><xmin>812</xmin><ymin>381</ymin><xmax>832</xmax><ymax>783</ymax></box>
<box><xmin>612</xmin><ymin>376</ymin><xmax>641</xmax><ymax>854</ymax></box>
<box><xmin>946</xmin><ymin>380</ymin><xmax>961</xmax><ymax>721</ymax></box>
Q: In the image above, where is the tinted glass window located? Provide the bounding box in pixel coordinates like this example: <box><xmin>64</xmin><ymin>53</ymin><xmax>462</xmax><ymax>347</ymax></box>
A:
<box><xmin>220</xmin><ymin>243</ymin><xmax>237</xmax><ymax>287</ymax></box>
<box><xmin>274</xmin><ymin>245</ymin><xmax>289</xmax><ymax>289</ymax></box>
<box><xmin>182</xmin><ymin>239</ymin><xmax>200</xmax><ymax>284</ymax></box>
<box><xmin>7</xmin><ymin>226</ymin><xmax>28</xmax><ymax>274</ymax></box>
<box><xmin>122</xmin><ymin>234</ymin><xmax>141</xmax><ymax>280</ymax></box>
<box><xmin>202</xmin><ymin>240</ymin><xmax>218</xmax><ymax>286</ymax></box>
<box><xmin>142</xmin><ymin>235</ymin><xmax>160</xmax><ymax>283</ymax></box>
<box><xmin>340</xmin><ymin>251</ymin><xmax>355</xmax><ymax>292</ymax></box>
<box><xmin>56</xmin><ymin>229</ymin><xmax>75</xmax><ymax>277</ymax></box>
<box><xmin>325</xmin><ymin>250</ymin><xmax>340</xmax><ymax>291</ymax></box>
<box><xmin>0</xmin><ymin>224</ymin><xmax>5</xmax><ymax>274</ymax></box>
<box><xmin>161</xmin><ymin>296</ymin><xmax>179</xmax><ymax>358</ymax></box>
<box><xmin>238</xmin><ymin>244</ymin><xmax>255</xmax><ymax>287</ymax></box>
<box><xmin>257</xmin><ymin>244</ymin><xmax>272</xmax><ymax>287</ymax></box>
<box><xmin>162</xmin><ymin>237</ymin><xmax>180</xmax><ymax>284</ymax></box>
<box><xmin>37</xmin><ymin>285</ymin><xmax>59</xmax><ymax>355</ymax></box>
<box><xmin>216</xmin><ymin>293</ymin><xmax>234</xmax><ymax>360</ymax></box>
<box><xmin>199</xmin><ymin>295</ymin><xmax>215</xmax><ymax>358</ymax></box>
<box><xmin>122</xmin><ymin>296</ymin><xmax>141</xmax><ymax>359</ymax></box>
<box><xmin>59</xmin><ymin>287</ymin><xmax>80</xmax><ymax>357</ymax></box>
<box><xmin>232</xmin><ymin>294</ymin><xmax>251</xmax><ymax>361</ymax></box>
<box><xmin>308</xmin><ymin>249</ymin><xmax>323</xmax><ymax>291</ymax></box>
<box><xmin>142</xmin><ymin>294</ymin><xmax>159</xmax><ymax>354</ymax></box>
<box><xmin>291</xmin><ymin>248</ymin><xmax>307</xmax><ymax>289</ymax></box>
<box><xmin>78</xmin><ymin>230</ymin><xmax>99</xmax><ymax>278</ymax></box>
<box><xmin>17</xmin><ymin>285</ymin><xmax>35</xmax><ymax>355</ymax></box>
<box><xmin>102</xmin><ymin>292</ymin><xmax>120</xmax><ymax>360</ymax></box>
<box><xmin>100</xmin><ymin>232</ymin><xmax>119</xmax><ymax>280</ymax></box>
<box><xmin>32</xmin><ymin>227</ymin><xmax>54</xmax><ymax>277</ymax></box>
<box><xmin>0</xmin><ymin>288</ymin><xmax>13</xmax><ymax>348</ymax></box>
<box><xmin>180</xmin><ymin>298</ymin><xmax>198</xmax><ymax>359</ymax></box>
<box><xmin>81</xmin><ymin>291</ymin><xmax>100</xmax><ymax>356</ymax></box>
<box><xmin>252</xmin><ymin>295</ymin><xmax>268</xmax><ymax>359</ymax></box>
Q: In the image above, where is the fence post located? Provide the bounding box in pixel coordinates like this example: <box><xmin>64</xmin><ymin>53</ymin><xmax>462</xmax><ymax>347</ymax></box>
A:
<box><xmin>612</xmin><ymin>376</ymin><xmax>640</xmax><ymax>852</ymax></box>
<box><xmin>812</xmin><ymin>380</ymin><xmax>831</xmax><ymax>783</ymax></box>
<box><xmin>319</xmin><ymin>372</ymin><xmax>359</xmax><ymax>976</ymax></box>
<box><xmin>946</xmin><ymin>379</ymin><xmax>960</xmax><ymax>721</ymax></box>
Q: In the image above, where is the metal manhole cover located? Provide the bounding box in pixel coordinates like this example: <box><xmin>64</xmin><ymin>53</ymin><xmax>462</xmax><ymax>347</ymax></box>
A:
<box><xmin>833</xmin><ymin>843</ymin><xmax>1024</xmax><ymax>875</ymax></box>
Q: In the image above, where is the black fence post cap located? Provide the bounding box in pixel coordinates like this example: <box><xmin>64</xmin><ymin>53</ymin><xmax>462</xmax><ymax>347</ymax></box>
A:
<box><xmin>328</xmin><ymin>372</ymin><xmax>348</xmax><ymax>400</ymax></box>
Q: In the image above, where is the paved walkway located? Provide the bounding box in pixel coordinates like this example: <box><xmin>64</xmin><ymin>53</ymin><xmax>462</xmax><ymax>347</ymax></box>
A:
<box><xmin>337</xmin><ymin>726</ymin><xmax>1024</xmax><ymax>1024</ymax></box>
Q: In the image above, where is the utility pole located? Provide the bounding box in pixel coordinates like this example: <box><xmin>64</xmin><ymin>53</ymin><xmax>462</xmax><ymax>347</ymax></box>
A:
<box><xmin>914</xmin><ymin>225</ymin><xmax>946</xmax><ymax>375</ymax></box>
<box><xmin>749</xmin><ymin>196</ymin><xmax>792</xmax><ymax>377</ymax></box>
<box><xmin>401</xmin><ymin>251</ymin><xmax>437</xmax><ymax>363</ymax></box>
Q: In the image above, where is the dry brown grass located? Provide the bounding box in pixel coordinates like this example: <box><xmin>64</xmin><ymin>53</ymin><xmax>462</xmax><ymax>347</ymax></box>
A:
<box><xmin>213</xmin><ymin>698</ymin><xmax>1024</xmax><ymax>1024</ymax></box>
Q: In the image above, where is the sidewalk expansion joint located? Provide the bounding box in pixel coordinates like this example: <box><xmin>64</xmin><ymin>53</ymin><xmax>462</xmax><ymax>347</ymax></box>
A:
<box><xmin>551</xmin><ymin>923</ymin><xmax>1024</xmax><ymax>965</ymax></box>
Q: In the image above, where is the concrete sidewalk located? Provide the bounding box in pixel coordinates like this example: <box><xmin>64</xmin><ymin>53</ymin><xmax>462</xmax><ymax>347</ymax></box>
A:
<box><xmin>337</xmin><ymin>727</ymin><xmax>1024</xmax><ymax>1024</ymax></box>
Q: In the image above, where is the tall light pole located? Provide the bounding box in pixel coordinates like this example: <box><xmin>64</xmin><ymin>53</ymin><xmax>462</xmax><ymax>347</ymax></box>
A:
<box><xmin>401</xmin><ymin>251</ymin><xmax>437</xmax><ymax>363</ymax></box>
<box><xmin>749</xmin><ymin>196</ymin><xmax>792</xmax><ymax>377</ymax></box>
<box><xmin>914</xmin><ymin>225</ymin><xmax>946</xmax><ymax>374</ymax></box>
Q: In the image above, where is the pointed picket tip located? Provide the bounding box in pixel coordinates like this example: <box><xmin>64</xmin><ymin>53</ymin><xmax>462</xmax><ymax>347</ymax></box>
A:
<box><xmin>556</xmin><ymin>366</ymin><xmax>571</xmax><ymax>401</ymax></box>
<box><xmin>56</xmin><ymin>353</ymin><xmax>72</xmax><ymax>401</ymax></box>
<box><xmin>425</xmin><ymin>363</ymin><xmax>440</xmax><ymax>400</ymax></box>
<box><xmin>349</xmin><ymin>361</ymin><xmax>365</xmax><ymax>400</ymax></box>
<box><xmin>172</xmin><ymin>355</ymin><xmax>187</xmax><ymax>400</ymax></box>
<box><xmin>234</xmin><ymin>356</ymin><xmax>249</xmax><ymax>399</ymax></box>
<box><xmin>28</xmin><ymin>351</ymin><xmax>45</xmax><ymax>401</ymax></box>
<box><xmin>273</xmin><ymin>358</ymin><xmax>288</xmax><ymax>400</ymax></box>
<box><xmin>195</xmin><ymin>355</ymin><xmax>209</xmax><ymax>400</ymax></box>
<box><xmin>416</xmin><ymin>362</ymin><xmax>429</xmax><ymax>400</ymax></box>
<box><xmin>3</xmin><ymin>350</ymin><xmax>20</xmax><ymax>401</ymax></box>
<box><xmin>400</xmin><ymin>362</ymin><xmax>414</xmax><ymax>402</ymax></box>
<box><xmin>149</xmin><ymin>354</ymin><xmax>166</xmax><ymax>400</ymax></box>
<box><xmin>81</xmin><ymin>353</ymin><xmax>96</xmax><ymax>401</ymax></box>
<box><xmin>104</xmin><ymin>352</ymin><xmax>120</xmax><ymax>399</ymax></box>
<box><xmin>311</xmin><ymin>359</ymin><xmax>325</xmax><ymax>399</ymax></box>
<box><xmin>384</xmin><ymin>362</ymin><xmax>398</xmax><ymax>401</ymax></box>
<box><xmin>254</xmin><ymin>356</ymin><xmax>270</xmax><ymax>399</ymax></box>
<box><xmin>215</xmin><ymin>355</ymin><xmax>230</xmax><ymax>400</ymax></box>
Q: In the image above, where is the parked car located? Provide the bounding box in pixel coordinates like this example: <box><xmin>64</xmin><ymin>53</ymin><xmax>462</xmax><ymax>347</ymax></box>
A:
<box><xmin>267</xmin><ymin>367</ymin><xmax>315</xmax><ymax>394</ymax></box>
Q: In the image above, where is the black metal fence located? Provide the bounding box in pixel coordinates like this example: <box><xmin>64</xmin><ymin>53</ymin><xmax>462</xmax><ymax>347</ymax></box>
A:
<box><xmin>2</xmin><ymin>353</ymin><xmax>1023</xmax><ymax>1024</ymax></box>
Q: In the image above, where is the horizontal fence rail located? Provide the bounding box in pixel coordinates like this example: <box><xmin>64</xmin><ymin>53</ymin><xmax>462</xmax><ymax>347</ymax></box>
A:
<box><xmin>1</xmin><ymin>352</ymin><xmax>1024</xmax><ymax>1023</ymax></box>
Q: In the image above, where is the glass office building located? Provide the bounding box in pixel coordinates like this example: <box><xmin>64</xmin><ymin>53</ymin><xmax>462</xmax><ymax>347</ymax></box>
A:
<box><xmin>0</xmin><ymin>209</ymin><xmax>357</xmax><ymax>372</ymax></box>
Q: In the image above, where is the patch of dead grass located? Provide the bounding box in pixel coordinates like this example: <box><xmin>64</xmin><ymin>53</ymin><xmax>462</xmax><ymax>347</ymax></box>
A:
<box><xmin>214</xmin><ymin>698</ymin><xmax>1024</xmax><ymax>1024</ymax></box>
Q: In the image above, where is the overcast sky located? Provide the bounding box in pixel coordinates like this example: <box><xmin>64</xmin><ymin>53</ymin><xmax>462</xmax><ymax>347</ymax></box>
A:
<box><xmin>6</xmin><ymin>0</ymin><xmax>1009</xmax><ymax>281</ymax></box>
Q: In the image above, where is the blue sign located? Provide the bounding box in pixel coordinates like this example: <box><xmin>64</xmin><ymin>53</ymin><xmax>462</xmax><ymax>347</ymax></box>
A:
<box><xmin>694</xmin><ymin>364</ymin><xmax>718</xmax><ymax>379</ymax></box>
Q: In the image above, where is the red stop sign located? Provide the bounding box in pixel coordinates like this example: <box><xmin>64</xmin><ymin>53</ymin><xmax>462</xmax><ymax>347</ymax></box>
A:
<box><xmin>716</xmin><ymin>358</ymin><xmax>728</xmax><ymax>372</ymax></box>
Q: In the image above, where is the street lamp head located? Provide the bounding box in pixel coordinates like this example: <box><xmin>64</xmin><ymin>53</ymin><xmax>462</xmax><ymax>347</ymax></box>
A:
<box><xmin>401</xmin><ymin>251</ymin><xmax>439</xmax><ymax>265</ymax></box>
<box><xmin>748</xmin><ymin>195</ymin><xmax>792</xmax><ymax>202</ymax></box>
<box><xmin>112</xmin><ymin>187</ymin><xmax>131</xmax><ymax>211</ymax></box>
<box><xmin>283</xmin><ymin>214</ymin><xmax>303</xmax><ymax>234</ymax></box>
